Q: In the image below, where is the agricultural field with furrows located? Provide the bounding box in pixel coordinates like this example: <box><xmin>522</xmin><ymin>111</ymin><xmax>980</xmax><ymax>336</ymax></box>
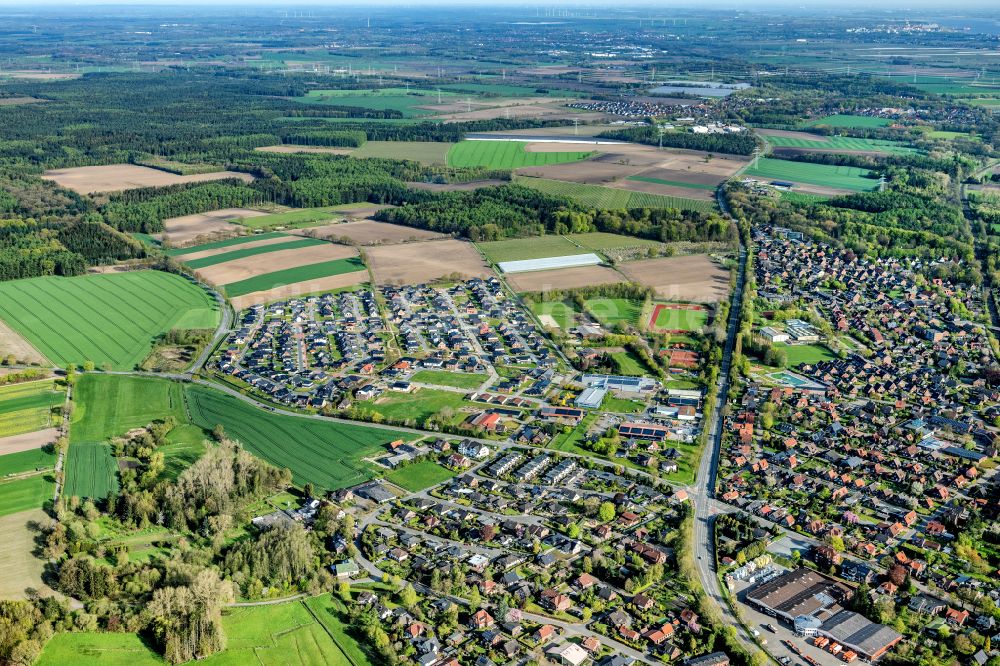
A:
<box><xmin>477</xmin><ymin>235</ymin><xmax>586</xmax><ymax>263</ymax></box>
<box><xmin>743</xmin><ymin>158</ymin><xmax>876</xmax><ymax>192</ymax></box>
<box><xmin>351</xmin><ymin>140</ymin><xmax>453</xmax><ymax>164</ymax></box>
<box><xmin>0</xmin><ymin>272</ymin><xmax>219</xmax><ymax>370</ymax></box>
<box><xmin>514</xmin><ymin>176</ymin><xmax>717</xmax><ymax>212</ymax></box>
<box><xmin>0</xmin><ymin>474</ymin><xmax>55</xmax><ymax>517</ymax></box>
<box><xmin>182</xmin><ymin>238</ymin><xmax>329</xmax><ymax>269</ymax></box>
<box><xmin>221</xmin><ymin>256</ymin><xmax>368</xmax><ymax>297</ymax></box>
<box><xmin>0</xmin><ymin>380</ymin><xmax>62</xmax><ymax>438</ymax></box>
<box><xmin>764</xmin><ymin>134</ymin><xmax>917</xmax><ymax>154</ymax></box>
<box><xmin>184</xmin><ymin>384</ymin><xmax>409</xmax><ymax>490</ymax></box>
<box><xmin>446</xmin><ymin>141</ymin><xmax>592</xmax><ymax>169</ymax></box>
<box><xmin>165</xmin><ymin>232</ymin><xmax>290</xmax><ymax>257</ymax></box>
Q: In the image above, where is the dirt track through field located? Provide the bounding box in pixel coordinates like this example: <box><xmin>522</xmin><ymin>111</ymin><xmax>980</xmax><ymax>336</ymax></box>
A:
<box><xmin>366</xmin><ymin>239</ymin><xmax>492</xmax><ymax>284</ymax></box>
<box><xmin>301</xmin><ymin>220</ymin><xmax>447</xmax><ymax>245</ymax></box>
<box><xmin>507</xmin><ymin>265</ymin><xmax>625</xmax><ymax>292</ymax></box>
<box><xmin>618</xmin><ymin>254</ymin><xmax>730</xmax><ymax>303</ymax></box>
<box><xmin>228</xmin><ymin>272</ymin><xmax>371</xmax><ymax>309</ymax></box>
<box><xmin>196</xmin><ymin>243</ymin><xmax>359</xmax><ymax>285</ymax></box>
<box><xmin>42</xmin><ymin>164</ymin><xmax>253</xmax><ymax>194</ymax></box>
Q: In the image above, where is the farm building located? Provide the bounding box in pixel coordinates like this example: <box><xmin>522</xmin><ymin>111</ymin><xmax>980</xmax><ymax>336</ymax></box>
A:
<box><xmin>575</xmin><ymin>387</ymin><xmax>607</xmax><ymax>409</ymax></box>
<box><xmin>497</xmin><ymin>253</ymin><xmax>602</xmax><ymax>274</ymax></box>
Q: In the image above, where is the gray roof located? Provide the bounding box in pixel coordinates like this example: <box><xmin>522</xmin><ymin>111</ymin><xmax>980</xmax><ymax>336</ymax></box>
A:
<box><xmin>821</xmin><ymin>610</ymin><xmax>902</xmax><ymax>659</ymax></box>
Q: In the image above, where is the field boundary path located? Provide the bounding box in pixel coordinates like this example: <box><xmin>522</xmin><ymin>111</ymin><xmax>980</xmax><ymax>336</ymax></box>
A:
<box><xmin>53</xmin><ymin>383</ymin><xmax>71</xmax><ymax>502</ymax></box>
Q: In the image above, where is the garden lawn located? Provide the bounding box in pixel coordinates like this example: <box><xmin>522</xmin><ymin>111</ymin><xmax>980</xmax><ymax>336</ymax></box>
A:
<box><xmin>0</xmin><ymin>271</ymin><xmax>220</xmax><ymax>369</ymax></box>
<box><xmin>221</xmin><ymin>257</ymin><xmax>367</xmax><ymax>296</ymax></box>
<box><xmin>0</xmin><ymin>474</ymin><xmax>54</xmax><ymax>516</ymax></box>
<box><xmin>183</xmin><ymin>238</ymin><xmax>329</xmax><ymax>269</ymax></box>
<box><xmin>409</xmin><ymin>370</ymin><xmax>488</xmax><ymax>389</ymax></box>
<box><xmin>514</xmin><ymin>176</ymin><xmax>715</xmax><ymax>212</ymax></box>
<box><xmin>184</xmin><ymin>384</ymin><xmax>409</xmax><ymax>490</ymax></box>
<box><xmin>743</xmin><ymin>158</ymin><xmax>875</xmax><ymax>192</ymax></box>
<box><xmin>166</xmin><ymin>232</ymin><xmax>289</xmax><ymax>257</ymax></box>
<box><xmin>385</xmin><ymin>460</ymin><xmax>456</xmax><ymax>491</ymax></box>
<box><xmin>447</xmin><ymin>141</ymin><xmax>592</xmax><ymax>169</ymax></box>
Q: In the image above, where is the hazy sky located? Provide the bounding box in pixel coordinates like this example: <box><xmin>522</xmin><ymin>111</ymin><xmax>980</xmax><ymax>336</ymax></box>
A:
<box><xmin>0</xmin><ymin>0</ymin><xmax>998</xmax><ymax>7</ymax></box>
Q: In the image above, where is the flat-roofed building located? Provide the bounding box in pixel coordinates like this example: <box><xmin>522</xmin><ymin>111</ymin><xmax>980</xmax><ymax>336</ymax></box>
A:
<box><xmin>575</xmin><ymin>386</ymin><xmax>607</xmax><ymax>409</ymax></box>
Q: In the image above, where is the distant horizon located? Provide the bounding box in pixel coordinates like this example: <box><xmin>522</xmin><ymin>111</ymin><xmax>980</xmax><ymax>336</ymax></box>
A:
<box><xmin>1</xmin><ymin>0</ymin><xmax>999</xmax><ymax>9</ymax></box>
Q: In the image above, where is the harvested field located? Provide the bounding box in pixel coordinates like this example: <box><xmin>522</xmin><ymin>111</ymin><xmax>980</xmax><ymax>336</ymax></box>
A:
<box><xmin>618</xmin><ymin>254</ymin><xmax>730</xmax><ymax>303</ymax></box>
<box><xmin>0</xmin><ymin>429</ymin><xmax>59</xmax><ymax>456</ymax></box>
<box><xmin>0</xmin><ymin>509</ymin><xmax>54</xmax><ymax>599</ymax></box>
<box><xmin>176</xmin><ymin>234</ymin><xmax>293</xmax><ymax>262</ymax></box>
<box><xmin>507</xmin><ymin>265</ymin><xmax>625</xmax><ymax>292</ymax></box>
<box><xmin>161</xmin><ymin>207</ymin><xmax>268</xmax><ymax>246</ymax></box>
<box><xmin>41</xmin><ymin>164</ymin><xmax>253</xmax><ymax>195</ymax></box>
<box><xmin>229</xmin><ymin>272</ymin><xmax>370</xmax><ymax>309</ymax></box>
<box><xmin>196</xmin><ymin>243</ymin><xmax>358</xmax><ymax>285</ymax></box>
<box><xmin>434</xmin><ymin>100</ymin><xmax>587</xmax><ymax>122</ymax></box>
<box><xmin>255</xmin><ymin>145</ymin><xmax>354</xmax><ymax>155</ymax></box>
<box><xmin>407</xmin><ymin>179</ymin><xmax>508</xmax><ymax>192</ymax></box>
<box><xmin>366</xmin><ymin>239</ymin><xmax>492</xmax><ymax>285</ymax></box>
<box><xmin>516</xmin><ymin>159</ymin><xmax>643</xmax><ymax>185</ymax></box>
<box><xmin>0</xmin><ymin>96</ymin><xmax>45</xmax><ymax>106</ymax></box>
<box><xmin>303</xmin><ymin>220</ymin><xmax>446</xmax><ymax>245</ymax></box>
<box><xmin>2</xmin><ymin>71</ymin><xmax>79</xmax><ymax>80</ymax></box>
<box><xmin>0</xmin><ymin>318</ymin><xmax>47</xmax><ymax>366</ymax></box>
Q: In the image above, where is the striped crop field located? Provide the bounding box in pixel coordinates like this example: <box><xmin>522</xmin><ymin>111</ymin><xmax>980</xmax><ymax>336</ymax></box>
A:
<box><xmin>447</xmin><ymin>141</ymin><xmax>593</xmax><ymax>169</ymax></box>
<box><xmin>165</xmin><ymin>231</ymin><xmax>290</xmax><ymax>257</ymax></box>
<box><xmin>514</xmin><ymin>176</ymin><xmax>716</xmax><ymax>212</ymax></box>
<box><xmin>765</xmin><ymin>134</ymin><xmax>916</xmax><ymax>155</ymax></box>
<box><xmin>182</xmin><ymin>238</ymin><xmax>329</xmax><ymax>269</ymax></box>
<box><xmin>743</xmin><ymin>158</ymin><xmax>876</xmax><ymax>192</ymax></box>
<box><xmin>0</xmin><ymin>271</ymin><xmax>220</xmax><ymax>370</ymax></box>
<box><xmin>221</xmin><ymin>256</ymin><xmax>367</xmax><ymax>297</ymax></box>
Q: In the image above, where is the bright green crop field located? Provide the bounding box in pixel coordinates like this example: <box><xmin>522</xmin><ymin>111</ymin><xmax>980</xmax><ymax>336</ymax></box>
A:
<box><xmin>766</xmin><ymin>134</ymin><xmax>916</xmax><ymax>155</ymax></box>
<box><xmin>166</xmin><ymin>231</ymin><xmax>289</xmax><ymax>257</ymax></box>
<box><xmin>743</xmin><ymin>158</ymin><xmax>876</xmax><ymax>192</ymax></box>
<box><xmin>514</xmin><ymin>176</ymin><xmax>716</xmax><ymax>212</ymax></box>
<box><xmin>477</xmin><ymin>235</ymin><xmax>584</xmax><ymax>263</ymax></box>
<box><xmin>221</xmin><ymin>257</ymin><xmax>367</xmax><ymax>296</ymax></box>
<box><xmin>0</xmin><ymin>447</ymin><xmax>56</xmax><ymax>477</ymax></box>
<box><xmin>0</xmin><ymin>271</ymin><xmax>220</xmax><ymax>370</ymax></box>
<box><xmin>447</xmin><ymin>141</ymin><xmax>592</xmax><ymax>169</ymax></box>
<box><xmin>182</xmin><ymin>238</ymin><xmax>329</xmax><ymax>269</ymax></box>
<box><xmin>184</xmin><ymin>384</ymin><xmax>408</xmax><ymax>490</ymax></box>
<box><xmin>803</xmin><ymin>114</ymin><xmax>892</xmax><ymax>129</ymax></box>
<box><xmin>0</xmin><ymin>474</ymin><xmax>55</xmax><ymax>516</ymax></box>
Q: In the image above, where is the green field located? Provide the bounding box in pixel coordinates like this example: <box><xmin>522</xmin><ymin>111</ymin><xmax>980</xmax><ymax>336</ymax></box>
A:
<box><xmin>236</xmin><ymin>206</ymin><xmax>367</xmax><ymax>231</ymax></box>
<box><xmin>409</xmin><ymin>370</ymin><xmax>489</xmax><ymax>389</ymax></box>
<box><xmin>626</xmin><ymin>175</ymin><xmax>717</xmax><ymax>191</ymax></box>
<box><xmin>651</xmin><ymin>304</ymin><xmax>710</xmax><ymax>332</ymax></box>
<box><xmin>568</xmin><ymin>232</ymin><xmax>664</xmax><ymax>252</ymax></box>
<box><xmin>447</xmin><ymin>141</ymin><xmax>592</xmax><ymax>169</ymax></box>
<box><xmin>515</xmin><ymin>176</ymin><xmax>716</xmax><ymax>212</ymax></box>
<box><xmin>67</xmin><ymin>375</ymin><xmax>186</xmax><ymax>499</ymax></box>
<box><xmin>775</xmin><ymin>342</ymin><xmax>836</xmax><ymax>366</ymax></box>
<box><xmin>38</xmin><ymin>596</ymin><xmax>369</xmax><ymax>666</ymax></box>
<box><xmin>166</xmin><ymin>232</ymin><xmax>289</xmax><ymax>257</ymax></box>
<box><xmin>779</xmin><ymin>190</ymin><xmax>830</xmax><ymax>204</ymax></box>
<box><xmin>182</xmin><ymin>238</ymin><xmax>329</xmax><ymax>269</ymax></box>
<box><xmin>585</xmin><ymin>297</ymin><xmax>643</xmax><ymax>327</ymax></box>
<box><xmin>0</xmin><ymin>474</ymin><xmax>54</xmax><ymax>516</ymax></box>
<box><xmin>803</xmin><ymin>115</ymin><xmax>892</xmax><ymax>129</ymax></box>
<box><xmin>185</xmin><ymin>384</ymin><xmax>409</xmax><ymax>490</ymax></box>
<box><xmin>294</xmin><ymin>87</ymin><xmax>454</xmax><ymax>117</ymax></box>
<box><xmin>766</xmin><ymin>134</ymin><xmax>916</xmax><ymax>155</ymax></box>
<box><xmin>356</xmin><ymin>388</ymin><xmax>469</xmax><ymax>425</ymax></box>
<box><xmin>221</xmin><ymin>257</ymin><xmax>367</xmax><ymax>296</ymax></box>
<box><xmin>0</xmin><ymin>271</ymin><xmax>220</xmax><ymax>370</ymax></box>
<box><xmin>0</xmin><ymin>380</ymin><xmax>62</xmax><ymax>438</ymax></box>
<box><xmin>477</xmin><ymin>235</ymin><xmax>584</xmax><ymax>263</ymax></box>
<box><xmin>352</xmin><ymin>141</ymin><xmax>453</xmax><ymax>165</ymax></box>
<box><xmin>531</xmin><ymin>300</ymin><xmax>580</xmax><ymax>330</ymax></box>
<box><xmin>385</xmin><ymin>460</ymin><xmax>456</xmax><ymax>492</ymax></box>
<box><xmin>743</xmin><ymin>158</ymin><xmax>876</xmax><ymax>192</ymax></box>
<box><xmin>611</xmin><ymin>349</ymin><xmax>653</xmax><ymax>376</ymax></box>
<box><xmin>0</xmin><ymin>447</ymin><xmax>56</xmax><ymax>477</ymax></box>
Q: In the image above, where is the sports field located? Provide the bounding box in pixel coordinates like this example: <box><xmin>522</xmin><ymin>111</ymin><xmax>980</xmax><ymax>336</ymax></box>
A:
<box><xmin>743</xmin><ymin>158</ymin><xmax>876</xmax><ymax>192</ymax></box>
<box><xmin>221</xmin><ymin>257</ymin><xmax>367</xmax><ymax>297</ymax></box>
<box><xmin>775</xmin><ymin>342</ymin><xmax>836</xmax><ymax>366</ymax></box>
<box><xmin>803</xmin><ymin>115</ymin><xmax>892</xmax><ymax>129</ymax></box>
<box><xmin>515</xmin><ymin>176</ymin><xmax>716</xmax><ymax>212</ymax></box>
<box><xmin>0</xmin><ymin>474</ymin><xmax>54</xmax><ymax>516</ymax></box>
<box><xmin>477</xmin><ymin>235</ymin><xmax>584</xmax><ymax>263</ymax></box>
<box><xmin>166</xmin><ymin>231</ymin><xmax>289</xmax><ymax>257</ymax></box>
<box><xmin>447</xmin><ymin>141</ymin><xmax>592</xmax><ymax>169</ymax></box>
<box><xmin>648</xmin><ymin>303</ymin><xmax>710</xmax><ymax>332</ymax></box>
<box><xmin>0</xmin><ymin>271</ymin><xmax>220</xmax><ymax>370</ymax></box>
<box><xmin>385</xmin><ymin>460</ymin><xmax>456</xmax><ymax>492</ymax></box>
<box><xmin>183</xmin><ymin>238</ymin><xmax>329</xmax><ymax>269</ymax></box>
<box><xmin>185</xmin><ymin>384</ymin><xmax>409</xmax><ymax>490</ymax></box>
<box><xmin>66</xmin><ymin>375</ymin><xmax>186</xmax><ymax>499</ymax></box>
<box><xmin>765</xmin><ymin>134</ymin><xmax>916</xmax><ymax>154</ymax></box>
<box><xmin>409</xmin><ymin>370</ymin><xmax>489</xmax><ymax>389</ymax></box>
